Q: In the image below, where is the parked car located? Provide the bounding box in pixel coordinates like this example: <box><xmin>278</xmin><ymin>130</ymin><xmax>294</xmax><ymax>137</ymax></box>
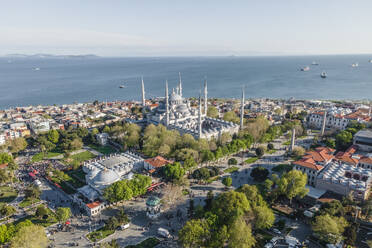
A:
<box><xmin>119</xmin><ymin>223</ymin><xmax>130</xmax><ymax>230</ymax></box>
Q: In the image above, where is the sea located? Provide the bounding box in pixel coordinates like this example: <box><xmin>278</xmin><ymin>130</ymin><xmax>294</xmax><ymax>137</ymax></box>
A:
<box><xmin>1</xmin><ymin>55</ymin><xmax>372</xmax><ymax>109</ymax></box>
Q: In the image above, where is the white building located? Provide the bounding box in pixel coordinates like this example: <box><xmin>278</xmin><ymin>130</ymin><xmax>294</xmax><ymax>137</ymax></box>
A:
<box><xmin>73</xmin><ymin>152</ymin><xmax>144</xmax><ymax>216</ymax></box>
<box><xmin>144</xmin><ymin>76</ymin><xmax>240</xmax><ymax>140</ymax></box>
<box><xmin>316</xmin><ymin>161</ymin><xmax>372</xmax><ymax>200</ymax></box>
<box><xmin>353</xmin><ymin>129</ymin><xmax>372</xmax><ymax>152</ymax></box>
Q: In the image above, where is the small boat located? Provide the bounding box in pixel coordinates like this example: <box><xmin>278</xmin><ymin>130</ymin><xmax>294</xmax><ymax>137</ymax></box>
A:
<box><xmin>311</xmin><ymin>61</ymin><xmax>319</xmax><ymax>65</ymax></box>
<box><xmin>119</xmin><ymin>85</ymin><xmax>125</xmax><ymax>88</ymax></box>
<box><xmin>320</xmin><ymin>72</ymin><xmax>327</xmax><ymax>78</ymax></box>
<box><xmin>369</xmin><ymin>60</ymin><xmax>372</xmax><ymax>63</ymax></box>
<box><xmin>33</xmin><ymin>67</ymin><xmax>40</xmax><ymax>71</ymax></box>
<box><xmin>300</xmin><ymin>66</ymin><xmax>310</xmax><ymax>71</ymax></box>
<box><xmin>351</xmin><ymin>63</ymin><xmax>358</xmax><ymax>67</ymax></box>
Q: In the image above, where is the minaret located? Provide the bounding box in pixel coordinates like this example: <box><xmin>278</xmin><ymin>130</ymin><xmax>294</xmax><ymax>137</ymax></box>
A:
<box><xmin>204</xmin><ymin>78</ymin><xmax>208</xmax><ymax>115</ymax></box>
<box><xmin>165</xmin><ymin>80</ymin><xmax>169</xmax><ymax>126</ymax></box>
<box><xmin>290</xmin><ymin>127</ymin><xmax>296</xmax><ymax>152</ymax></box>
<box><xmin>141</xmin><ymin>76</ymin><xmax>145</xmax><ymax>107</ymax></box>
<box><xmin>198</xmin><ymin>93</ymin><xmax>202</xmax><ymax>138</ymax></box>
<box><xmin>240</xmin><ymin>86</ymin><xmax>245</xmax><ymax>130</ymax></box>
<box><xmin>368</xmin><ymin>104</ymin><xmax>371</xmax><ymax>117</ymax></box>
<box><xmin>321</xmin><ymin>111</ymin><xmax>327</xmax><ymax>136</ymax></box>
<box><xmin>179</xmin><ymin>72</ymin><xmax>183</xmax><ymax>97</ymax></box>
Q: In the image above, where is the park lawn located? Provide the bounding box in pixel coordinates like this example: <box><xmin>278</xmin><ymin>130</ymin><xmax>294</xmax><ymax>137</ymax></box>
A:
<box><xmin>67</xmin><ymin>151</ymin><xmax>96</xmax><ymax>165</ymax></box>
<box><xmin>224</xmin><ymin>166</ymin><xmax>239</xmax><ymax>174</ymax></box>
<box><xmin>0</xmin><ymin>186</ymin><xmax>18</xmax><ymax>203</ymax></box>
<box><xmin>66</xmin><ymin>167</ymin><xmax>86</xmax><ymax>184</ymax></box>
<box><xmin>31</xmin><ymin>150</ymin><xmax>64</xmax><ymax>162</ymax></box>
<box><xmin>19</xmin><ymin>198</ymin><xmax>40</xmax><ymax>208</ymax></box>
<box><xmin>282</xmin><ymin>140</ymin><xmax>291</xmax><ymax>146</ymax></box>
<box><xmin>87</xmin><ymin>228</ymin><xmax>115</xmax><ymax>242</ymax></box>
<box><xmin>125</xmin><ymin>237</ymin><xmax>160</xmax><ymax>248</ymax></box>
<box><xmin>272</xmin><ymin>164</ymin><xmax>293</xmax><ymax>174</ymax></box>
<box><xmin>245</xmin><ymin>157</ymin><xmax>258</xmax><ymax>164</ymax></box>
<box><xmin>88</xmin><ymin>144</ymin><xmax>116</xmax><ymax>155</ymax></box>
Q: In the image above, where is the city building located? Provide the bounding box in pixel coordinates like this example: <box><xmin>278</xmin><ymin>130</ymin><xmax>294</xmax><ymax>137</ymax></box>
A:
<box><xmin>293</xmin><ymin>147</ymin><xmax>335</xmax><ymax>186</ymax></box>
<box><xmin>353</xmin><ymin>129</ymin><xmax>372</xmax><ymax>152</ymax></box>
<box><xmin>316</xmin><ymin>161</ymin><xmax>372</xmax><ymax>200</ymax></box>
<box><xmin>73</xmin><ymin>152</ymin><xmax>144</xmax><ymax>216</ymax></box>
<box><xmin>144</xmin><ymin>156</ymin><xmax>172</xmax><ymax>174</ymax></box>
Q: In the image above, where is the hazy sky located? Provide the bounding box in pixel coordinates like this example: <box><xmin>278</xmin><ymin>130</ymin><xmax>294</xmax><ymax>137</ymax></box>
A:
<box><xmin>1</xmin><ymin>0</ymin><xmax>372</xmax><ymax>56</ymax></box>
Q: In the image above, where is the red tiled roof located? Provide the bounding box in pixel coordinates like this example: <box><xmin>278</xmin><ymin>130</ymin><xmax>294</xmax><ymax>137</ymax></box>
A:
<box><xmin>303</xmin><ymin>147</ymin><xmax>334</xmax><ymax>163</ymax></box>
<box><xmin>359</xmin><ymin>157</ymin><xmax>372</xmax><ymax>164</ymax></box>
<box><xmin>0</xmin><ymin>163</ymin><xmax>8</xmax><ymax>169</ymax></box>
<box><xmin>145</xmin><ymin>156</ymin><xmax>172</xmax><ymax>168</ymax></box>
<box><xmin>293</xmin><ymin>157</ymin><xmax>324</xmax><ymax>171</ymax></box>
<box><xmin>86</xmin><ymin>201</ymin><xmax>101</xmax><ymax>209</ymax></box>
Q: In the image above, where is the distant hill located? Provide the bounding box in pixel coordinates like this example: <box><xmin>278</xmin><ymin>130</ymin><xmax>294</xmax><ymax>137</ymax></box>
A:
<box><xmin>4</xmin><ymin>53</ymin><xmax>100</xmax><ymax>59</ymax></box>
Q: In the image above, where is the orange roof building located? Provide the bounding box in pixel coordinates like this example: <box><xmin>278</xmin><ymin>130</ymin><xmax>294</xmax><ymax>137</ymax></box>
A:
<box><xmin>144</xmin><ymin>156</ymin><xmax>172</xmax><ymax>172</ymax></box>
<box><xmin>293</xmin><ymin>147</ymin><xmax>335</xmax><ymax>186</ymax></box>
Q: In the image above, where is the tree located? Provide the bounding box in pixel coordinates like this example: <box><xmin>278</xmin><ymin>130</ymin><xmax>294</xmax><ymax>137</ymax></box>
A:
<box><xmin>253</xmin><ymin>205</ymin><xmax>275</xmax><ymax>229</ymax></box>
<box><xmin>312</xmin><ymin>214</ymin><xmax>348</xmax><ymax>244</ymax></box>
<box><xmin>245</xmin><ymin>117</ymin><xmax>269</xmax><ymax>143</ymax></box>
<box><xmin>292</xmin><ymin>146</ymin><xmax>305</xmax><ymax>158</ymax></box>
<box><xmin>267</xmin><ymin>143</ymin><xmax>274</xmax><ymax>150</ymax></box>
<box><xmin>0</xmin><ymin>204</ymin><xmax>16</xmax><ymax>217</ymax></box>
<box><xmin>211</xmin><ymin>191</ymin><xmax>251</xmax><ymax>225</ymax></box>
<box><xmin>207</xmin><ymin>106</ymin><xmax>219</xmax><ymax>118</ymax></box>
<box><xmin>255</xmin><ymin>147</ymin><xmax>265</xmax><ymax>158</ymax></box>
<box><xmin>250</xmin><ymin>166</ymin><xmax>269</xmax><ymax>182</ymax></box>
<box><xmin>102</xmin><ymin>126</ymin><xmax>111</xmax><ymax>134</ymax></box>
<box><xmin>228</xmin><ymin>158</ymin><xmax>237</xmax><ymax>165</ymax></box>
<box><xmin>223</xmin><ymin>111</ymin><xmax>239</xmax><ymax>124</ymax></box>
<box><xmin>183</xmin><ymin>157</ymin><xmax>197</xmax><ymax>170</ymax></box>
<box><xmin>7</xmin><ymin>138</ymin><xmax>28</xmax><ymax>154</ymax></box>
<box><xmin>0</xmin><ymin>170</ymin><xmax>11</xmax><ymax>184</ymax></box>
<box><xmin>55</xmin><ymin>207</ymin><xmax>71</xmax><ymax>223</ymax></box>
<box><xmin>25</xmin><ymin>186</ymin><xmax>41</xmax><ymax>200</ymax></box>
<box><xmin>228</xmin><ymin>216</ymin><xmax>256</xmax><ymax>248</ymax></box>
<box><xmin>163</xmin><ymin>162</ymin><xmax>185</xmax><ymax>182</ymax></box>
<box><xmin>35</xmin><ymin>205</ymin><xmax>49</xmax><ymax>219</ymax></box>
<box><xmin>178</xmin><ymin>219</ymin><xmax>210</xmax><ymax>248</ymax></box>
<box><xmin>10</xmin><ymin>224</ymin><xmax>48</xmax><ymax>248</ymax></box>
<box><xmin>277</xmin><ymin>170</ymin><xmax>308</xmax><ymax>203</ymax></box>
<box><xmin>0</xmin><ymin>153</ymin><xmax>13</xmax><ymax>164</ymax></box>
<box><xmin>69</xmin><ymin>138</ymin><xmax>83</xmax><ymax>151</ymax></box>
<box><xmin>335</xmin><ymin>130</ymin><xmax>353</xmax><ymax>151</ymax></box>
<box><xmin>47</xmin><ymin>129</ymin><xmax>59</xmax><ymax>144</ymax></box>
<box><xmin>219</xmin><ymin>132</ymin><xmax>232</xmax><ymax>145</ymax></box>
<box><xmin>320</xmin><ymin>200</ymin><xmax>344</xmax><ymax>217</ymax></box>
<box><xmin>222</xmin><ymin>177</ymin><xmax>232</xmax><ymax>187</ymax></box>
<box><xmin>263</xmin><ymin>179</ymin><xmax>274</xmax><ymax>193</ymax></box>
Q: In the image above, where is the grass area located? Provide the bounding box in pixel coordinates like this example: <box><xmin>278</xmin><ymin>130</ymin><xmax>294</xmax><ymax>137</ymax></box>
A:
<box><xmin>224</xmin><ymin>166</ymin><xmax>239</xmax><ymax>174</ymax></box>
<box><xmin>19</xmin><ymin>198</ymin><xmax>40</xmax><ymax>208</ymax></box>
<box><xmin>206</xmin><ymin>176</ymin><xmax>221</xmax><ymax>184</ymax></box>
<box><xmin>66</xmin><ymin>151</ymin><xmax>96</xmax><ymax>165</ymax></box>
<box><xmin>0</xmin><ymin>186</ymin><xmax>17</xmax><ymax>203</ymax></box>
<box><xmin>182</xmin><ymin>189</ymin><xmax>190</xmax><ymax>195</ymax></box>
<box><xmin>126</xmin><ymin>237</ymin><xmax>160</xmax><ymax>248</ymax></box>
<box><xmin>272</xmin><ymin>164</ymin><xmax>293</xmax><ymax>174</ymax></box>
<box><xmin>31</xmin><ymin>151</ymin><xmax>63</xmax><ymax>162</ymax></box>
<box><xmin>282</xmin><ymin>140</ymin><xmax>291</xmax><ymax>146</ymax></box>
<box><xmin>87</xmin><ymin>228</ymin><xmax>115</xmax><ymax>242</ymax></box>
<box><xmin>245</xmin><ymin>157</ymin><xmax>258</xmax><ymax>164</ymax></box>
<box><xmin>65</xmin><ymin>167</ymin><xmax>86</xmax><ymax>184</ymax></box>
<box><xmin>88</xmin><ymin>144</ymin><xmax>116</xmax><ymax>155</ymax></box>
<box><xmin>14</xmin><ymin>205</ymin><xmax>58</xmax><ymax>227</ymax></box>
<box><xmin>267</xmin><ymin>149</ymin><xmax>276</xmax><ymax>154</ymax></box>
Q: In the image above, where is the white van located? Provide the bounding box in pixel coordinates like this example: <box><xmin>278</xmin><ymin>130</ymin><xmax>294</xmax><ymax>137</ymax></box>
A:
<box><xmin>120</xmin><ymin>223</ymin><xmax>130</xmax><ymax>230</ymax></box>
<box><xmin>157</xmin><ymin>227</ymin><xmax>171</xmax><ymax>238</ymax></box>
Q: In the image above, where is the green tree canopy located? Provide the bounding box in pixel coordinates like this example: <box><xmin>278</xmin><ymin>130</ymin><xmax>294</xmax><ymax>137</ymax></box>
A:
<box><xmin>250</xmin><ymin>166</ymin><xmax>269</xmax><ymax>182</ymax></box>
<box><xmin>312</xmin><ymin>214</ymin><xmax>348</xmax><ymax>244</ymax></box>
<box><xmin>163</xmin><ymin>162</ymin><xmax>185</xmax><ymax>182</ymax></box>
<box><xmin>10</xmin><ymin>224</ymin><xmax>48</xmax><ymax>248</ymax></box>
<box><xmin>228</xmin><ymin>216</ymin><xmax>256</xmax><ymax>248</ymax></box>
<box><xmin>47</xmin><ymin>129</ymin><xmax>59</xmax><ymax>144</ymax></box>
<box><xmin>178</xmin><ymin>219</ymin><xmax>210</xmax><ymax>248</ymax></box>
<box><xmin>222</xmin><ymin>177</ymin><xmax>233</xmax><ymax>187</ymax></box>
<box><xmin>55</xmin><ymin>207</ymin><xmax>71</xmax><ymax>223</ymax></box>
<box><xmin>277</xmin><ymin>170</ymin><xmax>308</xmax><ymax>202</ymax></box>
<box><xmin>207</xmin><ymin>106</ymin><xmax>219</xmax><ymax>118</ymax></box>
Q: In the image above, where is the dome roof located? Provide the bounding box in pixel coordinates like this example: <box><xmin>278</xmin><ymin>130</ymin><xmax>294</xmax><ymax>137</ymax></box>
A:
<box><xmin>169</xmin><ymin>93</ymin><xmax>183</xmax><ymax>102</ymax></box>
<box><xmin>92</xmin><ymin>169</ymin><xmax>120</xmax><ymax>186</ymax></box>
